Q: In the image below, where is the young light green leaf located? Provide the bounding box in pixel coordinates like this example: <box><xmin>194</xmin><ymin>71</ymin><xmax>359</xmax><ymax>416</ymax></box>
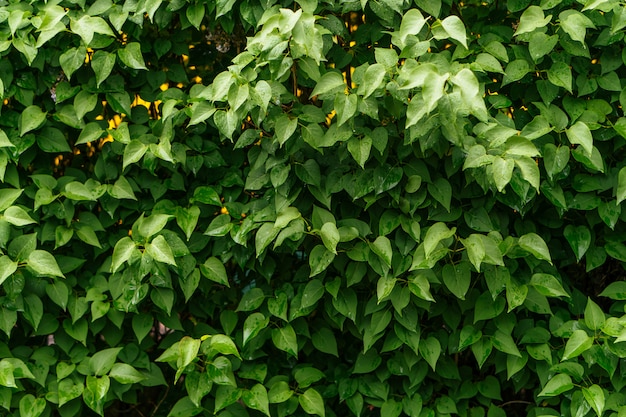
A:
<box><xmin>529</xmin><ymin>273</ymin><xmax>569</xmax><ymax>298</ymax></box>
<box><xmin>440</xmin><ymin>15</ymin><xmax>467</xmax><ymax>48</ymax></box>
<box><xmin>582</xmin><ymin>385</ymin><xmax>605</xmax><ymax>417</ymax></box>
<box><xmin>299</xmin><ymin>388</ymin><xmax>326</xmax><ymax>417</ymax></box>
<box><xmin>146</xmin><ymin>235</ymin><xmax>177</xmax><ymax>266</ymax></box>
<box><xmin>243</xmin><ymin>313</ymin><xmax>269</xmax><ymax>346</ymax></box>
<box><xmin>584</xmin><ymin>297</ymin><xmax>605</xmax><ymax>330</ymax></box>
<box><xmin>27</xmin><ymin>250</ymin><xmax>64</xmax><ymax>278</ymax></box>
<box><xmin>320</xmin><ymin>222</ymin><xmax>340</xmax><ymax>254</ymax></box>
<box><xmin>118</xmin><ymin>42</ymin><xmax>147</xmax><ymax>70</ymax></box>
<box><xmin>20</xmin><ymin>106</ymin><xmax>47</xmax><ymax>136</ymax></box>
<box><xmin>617</xmin><ymin>166</ymin><xmax>626</xmax><ymax>204</ymax></box>
<box><xmin>538</xmin><ymin>374</ymin><xmax>574</xmax><ymax>397</ymax></box>
<box><xmin>310</xmin><ymin>72</ymin><xmax>345</xmax><ymax>98</ymax></box>
<box><xmin>423</xmin><ymin>222</ymin><xmax>456</xmax><ymax>259</ymax></box>
<box><xmin>566</xmin><ymin>121</ymin><xmax>593</xmax><ymax>155</ymax></box>
<box><xmin>514</xmin><ymin>6</ymin><xmax>552</xmax><ymax>36</ymax></box>
<box><xmin>518</xmin><ymin>233</ymin><xmax>552</xmax><ymax>264</ymax></box>
<box><xmin>562</xmin><ymin>329</ymin><xmax>594</xmax><ymax>360</ymax></box>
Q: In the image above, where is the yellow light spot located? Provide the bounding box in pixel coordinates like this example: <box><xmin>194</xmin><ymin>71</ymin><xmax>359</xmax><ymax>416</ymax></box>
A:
<box><xmin>176</xmin><ymin>83</ymin><xmax>184</xmax><ymax>88</ymax></box>
<box><xmin>591</xmin><ymin>59</ymin><xmax>598</xmax><ymax>64</ymax></box>
<box><xmin>182</xmin><ymin>54</ymin><xmax>189</xmax><ymax>64</ymax></box>
<box><xmin>349</xmin><ymin>40</ymin><xmax>356</xmax><ymax>47</ymax></box>
<box><xmin>160</xmin><ymin>83</ymin><xmax>169</xmax><ymax>91</ymax></box>
<box><xmin>3</xmin><ymin>99</ymin><xmax>8</xmax><ymax>105</ymax></box>
<box><xmin>325</xmin><ymin>110</ymin><xmax>336</xmax><ymax>126</ymax></box>
<box><xmin>193</xmin><ymin>76</ymin><xmax>202</xmax><ymax>84</ymax></box>
<box><xmin>220</xmin><ymin>207</ymin><xmax>229</xmax><ymax>215</ymax></box>
<box><xmin>95</xmin><ymin>115</ymin><xmax>104</xmax><ymax>120</ymax></box>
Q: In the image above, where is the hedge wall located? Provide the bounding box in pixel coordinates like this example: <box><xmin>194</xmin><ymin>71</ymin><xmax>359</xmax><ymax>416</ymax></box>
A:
<box><xmin>2</xmin><ymin>0</ymin><xmax>626</xmax><ymax>416</ymax></box>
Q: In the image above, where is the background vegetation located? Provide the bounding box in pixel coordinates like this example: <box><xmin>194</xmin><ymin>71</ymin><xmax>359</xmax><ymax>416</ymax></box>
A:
<box><xmin>2</xmin><ymin>0</ymin><xmax>626</xmax><ymax>416</ymax></box>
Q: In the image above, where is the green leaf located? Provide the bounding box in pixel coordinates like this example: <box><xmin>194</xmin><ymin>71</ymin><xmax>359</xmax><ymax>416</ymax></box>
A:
<box><xmin>302</xmin><ymin>279</ymin><xmax>325</xmax><ymax>309</ymax></box>
<box><xmin>242</xmin><ymin>384</ymin><xmax>270</xmax><ymax>417</ymax></box>
<box><xmin>19</xmin><ymin>394</ymin><xmax>46</xmax><ymax>417</ymax></box>
<box><xmin>166</xmin><ymin>396</ymin><xmax>202</xmax><ymax>417</ymax></box>
<box><xmin>370</xmin><ymin>235</ymin><xmax>393</xmax><ymax>267</ymax></box>
<box><xmin>91</xmin><ymin>50</ymin><xmax>117</xmax><ymax>88</ymax></box>
<box><xmin>459</xmin><ymin>325</ymin><xmax>482</xmax><ymax>350</ymax></box>
<box><xmin>185</xmin><ymin>371</ymin><xmax>212</xmax><ymax>407</ymax></box>
<box><xmin>518</xmin><ymin>233</ymin><xmax>552</xmax><ymax>264</ymax></box>
<box><xmin>122</xmin><ymin>140</ymin><xmax>147</xmax><ymax>170</ymax></box>
<box><xmin>215</xmin><ymin>386</ymin><xmax>242</xmax><ymax>413</ymax></box>
<box><xmin>563</xmin><ymin>225</ymin><xmax>591</xmax><ymax>261</ymax></box>
<box><xmin>419</xmin><ymin>337</ymin><xmax>441</xmax><ymax>371</ymax></box>
<box><xmin>584</xmin><ymin>297</ymin><xmax>605</xmax><ymax>331</ymax></box>
<box><xmin>109</xmin><ymin>363</ymin><xmax>145</xmax><ymax>384</ymax></box>
<box><xmin>538</xmin><ymin>374</ymin><xmax>574</xmax><ymax>397</ymax></box>
<box><xmin>28</xmin><ymin>250</ymin><xmax>64</xmax><ymax>277</ymax></box>
<box><xmin>358</xmin><ymin>63</ymin><xmax>386</xmax><ymax>99</ymax></box>
<box><xmin>118</xmin><ymin>42</ymin><xmax>147</xmax><ymax>70</ymax></box>
<box><xmin>423</xmin><ymin>222</ymin><xmax>456</xmax><ymax>259</ymax></box>
<box><xmin>109</xmin><ymin>175</ymin><xmax>137</xmax><ymax>201</ymax></box>
<box><xmin>71</xmin><ymin>15</ymin><xmax>114</xmax><ymax>45</ymax></box>
<box><xmin>599</xmin><ymin>282</ymin><xmax>626</xmax><ymax>300</ymax></box>
<box><xmin>3</xmin><ymin>206</ymin><xmax>36</xmax><ymax>226</ymax></box>
<box><xmin>208</xmin><ymin>334</ymin><xmax>241</xmax><ymax>359</ymax></box>
<box><xmin>200</xmin><ymin>257</ymin><xmax>229</xmax><ymax>286</ymax></box>
<box><xmin>377</xmin><ymin>276</ymin><xmax>396</xmax><ymax>303</ymax></box>
<box><xmin>310</xmin><ymin>72</ymin><xmax>345</xmax><ymax>98</ymax></box>
<box><xmin>83</xmin><ymin>375</ymin><xmax>110</xmax><ymax>416</ymax></box>
<box><xmin>559</xmin><ymin>9</ymin><xmax>595</xmax><ymax>45</ymax></box>
<box><xmin>243</xmin><ymin>312</ymin><xmax>269</xmax><ymax>346</ymax></box>
<box><xmin>111</xmin><ymin>237</ymin><xmax>136</xmax><ymax>273</ymax></box>
<box><xmin>439</xmin><ymin>15</ymin><xmax>467</xmax><ymax>48</ymax></box>
<box><xmin>319</xmin><ymin>222</ymin><xmax>340</xmax><ymax>254</ymax></box>
<box><xmin>566</xmin><ymin>121</ymin><xmax>593</xmax><ymax>155</ymax></box>
<box><xmin>299</xmin><ymin>388</ymin><xmax>326</xmax><ymax>417</ymax></box>
<box><xmin>176</xmin><ymin>336</ymin><xmax>201</xmax><ymax>381</ymax></box>
<box><xmin>58</xmin><ymin>378</ymin><xmax>84</xmax><ymax>407</ymax></box>
<box><xmin>0</xmin><ymin>256</ymin><xmax>17</xmax><ymax>286</ymax></box>
<box><xmin>529</xmin><ymin>273</ymin><xmax>568</xmax><ymax>298</ymax></box>
<box><xmin>547</xmin><ymin>61</ymin><xmax>572</xmax><ymax>92</ymax></box>
<box><xmin>347</xmin><ymin>136</ymin><xmax>372</xmax><ymax>168</ymax></box>
<box><xmin>514</xmin><ymin>6</ymin><xmax>552</xmax><ymax>36</ymax></box>
<box><xmin>582</xmin><ymin>385</ymin><xmax>605</xmax><ymax>417</ymax></box>
<box><xmin>312</xmin><ymin>328</ymin><xmax>339</xmax><ymax>357</ymax></box>
<box><xmin>562</xmin><ymin>329</ymin><xmax>594</xmax><ymax>361</ymax></box>
<box><xmin>75</xmin><ymin>122</ymin><xmax>104</xmax><ymax>145</ymax></box>
<box><xmin>502</xmin><ymin>59</ymin><xmax>531</xmax><ymax>86</ymax></box>
<box><xmin>616</xmin><ymin>166</ymin><xmax>626</xmax><ymax>204</ymax></box>
<box><xmin>271</xmin><ymin>324</ymin><xmax>298</xmax><ymax>357</ymax></box>
<box><xmin>309</xmin><ymin>245</ymin><xmax>335</xmax><ymax>277</ymax></box>
<box><xmin>20</xmin><ymin>106</ymin><xmax>47</xmax><ymax>136</ymax></box>
<box><xmin>275</xmin><ymin>115</ymin><xmax>298</xmax><ymax>146</ymax></box>
<box><xmin>146</xmin><ymin>235</ymin><xmax>176</xmax><ymax>266</ymax></box>
<box><xmin>89</xmin><ymin>347</ymin><xmax>122</xmax><ymax>376</ymax></box>
<box><xmin>442</xmin><ymin>261</ymin><xmax>471</xmax><ymax>299</ymax></box>
<box><xmin>492</xmin><ymin>330</ymin><xmax>522</xmax><ymax>357</ymax></box>
<box><xmin>59</xmin><ymin>46</ymin><xmax>87</xmax><ymax>80</ymax></box>
<box><xmin>269</xmin><ymin>381</ymin><xmax>293</xmax><ymax>403</ymax></box>
<box><xmin>236</xmin><ymin>288</ymin><xmax>265</xmax><ymax>312</ymax></box>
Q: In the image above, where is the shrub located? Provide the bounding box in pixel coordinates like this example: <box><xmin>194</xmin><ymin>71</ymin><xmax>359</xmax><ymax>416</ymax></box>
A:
<box><xmin>2</xmin><ymin>0</ymin><xmax>626</xmax><ymax>416</ymax></box>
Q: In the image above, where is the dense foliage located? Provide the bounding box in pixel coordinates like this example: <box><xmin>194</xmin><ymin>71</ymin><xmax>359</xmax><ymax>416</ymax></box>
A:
<box><xmin>3</xmin><ymin>0</ymin><xmax>626</xmax><ymax>416</ymax></box>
